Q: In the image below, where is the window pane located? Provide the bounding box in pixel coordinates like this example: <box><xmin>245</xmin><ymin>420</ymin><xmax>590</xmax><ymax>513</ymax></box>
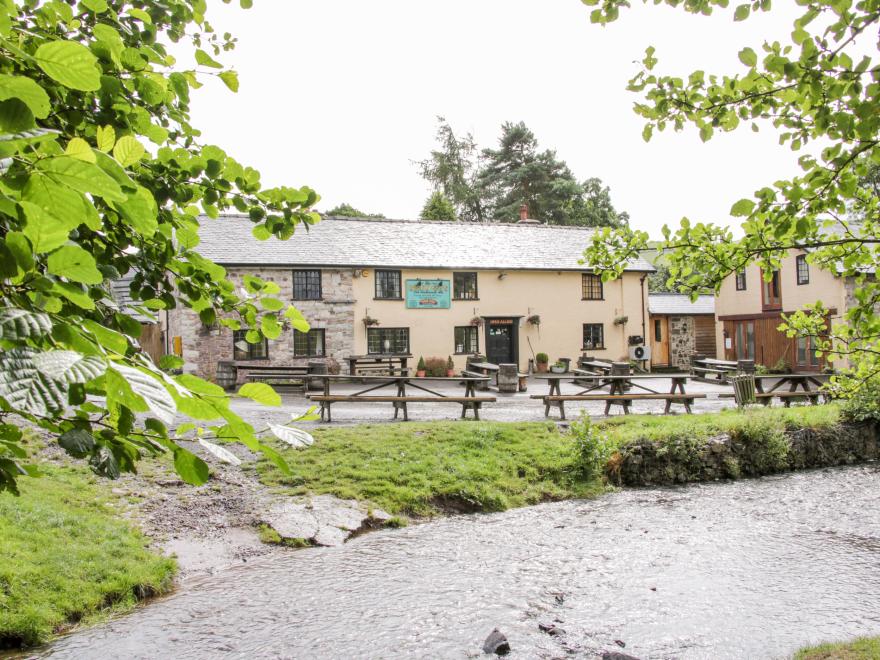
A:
<box><xmin>583</xmin><ymin>324</ymin><xmax>604</xmax><ymax>349</ymax></box>
<box><xmin>736</xmin><ymin>271</ymin><xmax>746</xmax><ymax>290</ymax></box>
<box><xmin>746</xmin><ymin>322</ymin><xmax>755</xmax><ymax>360</ymax></box>
<box><xmin>582</xmin><ymin>274</ymin><xmax>603</xmax><ymax>300</ymax></box>
<box><xmin>654</xmin><ymin>319</ymin><xmax>662</xmax><ymax>342</ymax></box>
<box><xmin>293</xmin><ymin>270</ymin><xmax>321</xmax><ymax>300</ymax></box>
<box><xmin>368</xmin><ymin>327</ymin><xmax>409</xmax><ymax>354</ymax></box>
<box><xmin>453</xmin><ymin>272</ymin><xmax>478</xmax><ymax>300</ymax></box>
<box><xmin>375</xmin><ymin>271</ymin><xmax>401</xmax><ymax>299</ymax></box>
<box><xmin>454</xmin><ymin>326</ymin><xmax>478</xmax><ymax>353</ymax></box>
<box><xmin>233</xmin><ymin>329</ymin><xmax>268</xmax><ymax>360</ymax></box>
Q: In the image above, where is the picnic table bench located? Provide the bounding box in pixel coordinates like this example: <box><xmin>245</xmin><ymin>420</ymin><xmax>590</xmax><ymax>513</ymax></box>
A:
<box><xmin>691</xmin><ymin>357</ymin><xmax>739</xmax><ymax>383</ymax></box>
<box><xmin>307</xmin><ymin>374</ymin><xmax>494</xmax><ymax>422</ymax></box>
<box><xmin>346</xmin><ymin>354</ymin><xmax>412</xmax><ymax>377</ymax></box>
<box><xmin>720</xmin><ymin>373</ymin><xmax>830</xmax><ymax>407</ymax></box>
<box><xmin>239</xmin><ymin>365</ymin><xmax>311</xmax><ymax>387</ymax></box>
<box><xmin>531</xmin><ymin>373</ymin><xmax>699</xmax><ymax>419</ymax></box>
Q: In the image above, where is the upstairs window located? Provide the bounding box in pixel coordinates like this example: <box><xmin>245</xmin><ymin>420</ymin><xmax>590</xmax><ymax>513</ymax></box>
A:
<box><xmin>762</xmin><ymin>269</ymin><xmax>782</xmax><ymax>310</ymax></box>
<box><xmin>453</xmin><ymin>272</ymin><xmax>478</xmax><ymax>300</ymax></box>
<box><xmin>293</xmin><ymin>269</ymin><xmax>321</xmax><ymax>300</ymax></box>
<box><xmin>375</xmin><ymin>270</ymin><xmax>402</xmax><ymax>299</ymax></box>
<box><xmin>583</xmin><ymin>324</ymin><xmax>605</xmax><ymax>350</ymax></box>
<box><xmin>735</xmin><ymin>270</ymin><xmax>747</xmax><ymax>291</ymax></box>
<box><xmin>293</xmin><ymin>328</ymin><xmax>325</xmax><ymax>357</ymax></box>
<box><xmin>796</xmin><ymin>255</ymin><xmax>810</xmax><ymax>285</ymax></box>
<box><xmin>233</xmin><ymin>330</ymin><xmax>268</xmax><ymax>361</ymax></box>
<box><xmin>582</xmin><ymin>273</ymin><xmax>603</xmax><ymax>300</ymax></box>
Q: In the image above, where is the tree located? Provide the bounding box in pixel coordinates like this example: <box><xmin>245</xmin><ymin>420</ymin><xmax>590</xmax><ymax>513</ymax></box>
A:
<box><xmin>0</xmin><ymin>0</ymin><xmax>318</xmax><ymax>494</ymax></box>
<box><xmin>581</xmin><ymin>0</ymin><xmax>880</xmax><ymax>392</ymax></box>
<box><xmin>416</xmin><ymin>117</ymin><xmax>485</xmax><ymax>222</ymax></box>
<box><xmin>420</xmin><ymin>191</ymin><xmax>456</xmax><ymax>221</ymax></box>
<box><xmin>568</xmin><ymin>177</ymin><xmax>630</xmax><ymax>228</ymax></box>
<box><xmin>324</xmin><ymin>203</ymin><xmax>385</xmax><ymax>219</ymax></box>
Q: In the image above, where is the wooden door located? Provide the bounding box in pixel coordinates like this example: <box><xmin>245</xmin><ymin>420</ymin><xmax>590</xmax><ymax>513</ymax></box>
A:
<box><xmin>650</xmin><ymin>316</ymin><xmax>669</xmax><ymax>366</ymax></box>
<box><xmin>486</xmin><ymin>323</ymin><xmax>514</xmax><ymax>365</ymax></box>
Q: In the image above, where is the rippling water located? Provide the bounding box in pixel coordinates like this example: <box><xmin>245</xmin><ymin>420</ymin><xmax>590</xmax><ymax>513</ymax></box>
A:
<box><xmin>42</xmin><ymin>466</ymin><xmax>880</xmax><ymax>659</ymax></box>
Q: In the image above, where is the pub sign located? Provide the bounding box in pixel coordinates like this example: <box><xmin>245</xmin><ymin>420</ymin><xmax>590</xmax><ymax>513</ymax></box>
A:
<box><xmin>405</xmin><ymin>279</ymin><xmax>450</xmax><ymax>309</ymax></box>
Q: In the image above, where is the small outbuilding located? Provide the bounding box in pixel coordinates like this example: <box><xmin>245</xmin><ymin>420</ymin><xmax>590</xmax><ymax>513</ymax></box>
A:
<box><xmin>648</xmin><ymin>293</ymin><xmax>716</xmax><ymax>369</ymax></box>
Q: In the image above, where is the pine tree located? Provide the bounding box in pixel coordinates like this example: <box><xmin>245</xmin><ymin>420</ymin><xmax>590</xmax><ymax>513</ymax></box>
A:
<box><xmin>421</xmin><ymin>192</ymin><xmax>456</xmax><ymax>221</ymax></box>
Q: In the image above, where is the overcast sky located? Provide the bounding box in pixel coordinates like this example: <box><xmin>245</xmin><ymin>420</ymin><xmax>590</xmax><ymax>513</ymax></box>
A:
<box><xmin>187</xmin><ymin>0</ymin><xmax>803</xmax><ymax>237</ymax></box>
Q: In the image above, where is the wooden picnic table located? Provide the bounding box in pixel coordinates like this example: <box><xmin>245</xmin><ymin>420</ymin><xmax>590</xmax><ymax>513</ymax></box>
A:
<box><xmin>306</xmin><ymin>374</ymin><xmax>493</xmax><ymax>422</ymax></box>
<box><xmin>532</xmin><ymin>373</ymin><xmax>696</xmax><ymax>417</ymax></box>
<box><xmin>345</xmin><ymin>354</ymin><xmax>412</xmax><ymax>376</ymax></box>
<box><xmin>753</xmin><ymin>373</ymin><xmax>830</xmax><ymax>394</ymax></box>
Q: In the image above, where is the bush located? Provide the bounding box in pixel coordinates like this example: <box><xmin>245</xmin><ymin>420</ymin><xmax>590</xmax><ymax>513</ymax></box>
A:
<box><xmin>424</xmin><ymin>357</ymin><xmax>447</xmax><ymax>377</ymax></box>
<box><xmin>536</xmin><ymin>352</ymin><xmax>549</xmax><ymax>364</ymax></box>
<box><xmin>446</xmin><ymin>356</ymin><xmax>455</xmax><ymax>371</ymax></box>
<box><xmin>417</xmin><ymin>357</ymin><xmax>426</xmax><ymax>371</ymax></box>
<box><xmin>840</xmin><ymin>379</ymin><xmax>880</xmax><ymax>423</ymax></box>
<box><xmin>728</xmin><ymin>417</ymin><xmax>790</xmax><ymax>474</ymax></box>
<box><xmin>570</xmin><ymin>413</ymin><xmax>614</xmax><ymax>479</ymax></box>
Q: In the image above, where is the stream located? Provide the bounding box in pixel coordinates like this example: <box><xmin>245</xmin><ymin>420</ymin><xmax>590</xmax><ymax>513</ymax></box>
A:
<box><xmin>42</xmin><ymin>465</ymin><xmax>880</xmax><ymax>659</ymax></box>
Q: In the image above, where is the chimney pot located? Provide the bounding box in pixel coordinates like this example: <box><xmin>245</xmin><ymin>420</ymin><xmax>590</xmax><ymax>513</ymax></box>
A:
<box><xmin>519</xmin><ymin>203</ymin><xmax>528</xmax><ymax>221</ymax></box>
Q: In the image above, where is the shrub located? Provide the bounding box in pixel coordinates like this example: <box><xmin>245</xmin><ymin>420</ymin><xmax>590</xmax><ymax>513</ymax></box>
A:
<box><xmin>536</xmin><ymin>352</ymin><xmax>549</xmax><ymax>364</ymax></box>
<box><xmin>570</xmin><ymin>413</ymin><xmax>614</xmax><ymax>479</ymax></box>
<box><xmin>417</xmin><ymin>357</ymin><xmax>426</xmax><ymax>371</ymax></box>
<box><xmin>424</xmin><ymin>357</ymin><xmax>447</xmax><ymax>377</ymax></box>
<box><xmin>840</xmin><ymin>379</ymin><xmax>880</xmax><ymax>424</ymax></box>
<box><xmin>446</xmin><ymin>356</ymin><xmax>455</xmax><ymax>371</ymax></box>
<box><xmin>729</xmin><ymin>417</ymin><xmax>790</xmax><ymax>474</ymax></box>
<box><xmin>768</xmin><ymin>358</ymin><xmax>792</xmax><ymax>374</ymax></box>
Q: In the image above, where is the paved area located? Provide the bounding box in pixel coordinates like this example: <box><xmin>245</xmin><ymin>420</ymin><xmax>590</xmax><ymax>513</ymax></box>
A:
<box><xmin>230</xmin><ymin>375</ymin><xmax>741</xmax><ymax>427</ymax></box>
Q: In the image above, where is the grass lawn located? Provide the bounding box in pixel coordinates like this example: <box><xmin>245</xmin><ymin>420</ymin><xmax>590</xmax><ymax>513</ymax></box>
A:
<box><xmin>794</xmin><ymin>636</ymin><xmax>880</xmax><ymax>659</ymax></box>
<box><xmin>0</xmin><ymin>465</ymin><xmax>175</xmax><ymax>649</ymax></box>
<box><xmin>257</xmin><ymin>405</ymin><xmax>841</xmax><ymax>517</ymax></box>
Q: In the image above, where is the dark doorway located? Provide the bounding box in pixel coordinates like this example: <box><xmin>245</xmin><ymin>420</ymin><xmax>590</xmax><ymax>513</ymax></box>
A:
<box><xmin>485</xmin><ymin>318</ymin><xmax>518</xmax><ymax>366</ymax></box>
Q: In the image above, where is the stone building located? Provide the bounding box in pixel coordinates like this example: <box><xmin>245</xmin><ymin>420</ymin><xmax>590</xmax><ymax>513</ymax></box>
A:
<box><xmin>648</xmin><ymin>294</ymin><xmax>716</xmax><ymax>369</ymax></box>
<box><xmin>166</xmin><ymin>215</ymin><xmax>656</xmax><ymax>384</ymax></box>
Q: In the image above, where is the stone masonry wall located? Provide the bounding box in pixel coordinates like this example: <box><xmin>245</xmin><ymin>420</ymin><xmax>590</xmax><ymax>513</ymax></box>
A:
<box><xmin>668</xmin><ymin>315</ymin><xmax>695</xmax><ymax>369</ymax></box>
<box><xmin>168</xmin><ymin>268</ymin><xmax>355</xmax><ymax>384</ymax></box>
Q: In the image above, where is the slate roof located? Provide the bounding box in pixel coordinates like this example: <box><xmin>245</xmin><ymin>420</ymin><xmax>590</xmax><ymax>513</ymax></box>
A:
<box><xmin>648</xmin><ymin>293</ymin><xmax>715</xmax><ymax>315</ymax></box>
<box><xmin>109</xmin><ymin>275</ymin><xmax>157</xmax><ymax>324</ymax></box>
<box><xmin>194</xmin><ymin>215</ymin><xmax>655</xmax><ymax>272</ymax></box>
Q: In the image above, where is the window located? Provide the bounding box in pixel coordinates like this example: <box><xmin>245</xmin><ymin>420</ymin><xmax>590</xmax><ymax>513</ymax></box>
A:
<box><xmin>292</xmin><ymin>269</ymin><xmax>321</xmax><ymax>300</ymax></box>
<box><xmin>293</xmin><ymin>328</ymin><xmax>325</xmax><ymax>357</ymax></box>
<box><xmin>453</xmin><ymin>272</ymin><xmax>478</xmax><ymax>300</ymax></box>
<box><xmin>735</xmin><ymin>270</ymin><xmax>747</xmax><ymax>291</ymax></box>
<box><xmin>454</xmin><ymin>326</ymin><xmax>479</xmax><ymax>354</ymax></box>
<box><xmin>583</xmin><ymin>324</ymin><xmax>605</xmax><ymax>350</ymax></box>
<box><xmin>233</xmin><ymin>330</ymin><xmax>268</xmax><ymax>361</ymax></box>
<box><xmin>582</xmin><ymin>273</ymin><xmax>603</xmax><ymax>300</ymax></box>
<box><xmin>654</xmin><ymin>319</ymin><xmax>663</xmax><ymax>342</ymax></box>
<box><xmin>796</xmin><ymin>255</ymin><xmax>810</xmax><ymax>285</ymax></box>
<box><xmin>762</xmin><ymin>269</ymin><xmax>782</xmax><ymax>309</ymax></box>
<box><xmin>367</xmin><ymin>327</ymin><xmax>409</xmax><ymax>354</ymax></box>
<box><xmin>375</xmin><ymin>270</ymin><xmax>402</xmax><ymax>299</ymax></box>
<box><xmin>797</xmin><ymin>335</ymin><xmax>820</xmax><ymax>367</ymax></box>
<box><xmin>735</xmin><ymin>321</ymin><xmax>755</xmax><ymax>361</ymax></box>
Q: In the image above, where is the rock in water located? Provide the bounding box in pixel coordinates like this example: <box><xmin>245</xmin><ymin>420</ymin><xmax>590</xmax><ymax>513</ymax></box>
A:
<box><xmin>482</xmin><ymin>629</ymin><xmax>510</xmax><ymax>655</ymax></box>
<box><xmin>602</xmin><ymin>651</ymin><xmax>641</xmax><ymax>660</ymax></box>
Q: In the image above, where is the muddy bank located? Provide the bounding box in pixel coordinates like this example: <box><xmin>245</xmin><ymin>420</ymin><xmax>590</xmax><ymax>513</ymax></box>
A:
<box><xmin>612</xmin><ymin>421</ymin><xmax>879</xmax><ymax>486</ymax></box>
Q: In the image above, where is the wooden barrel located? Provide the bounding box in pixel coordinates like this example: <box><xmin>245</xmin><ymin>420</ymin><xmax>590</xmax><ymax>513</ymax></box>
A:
<box><xmin>216</xmin><ymin>361</ymin><xmax>237</xmax><ymax>390</ymax></box>
<box><xmin>497</xmin><ymin>363</ymin><xmax>518</xmax><ymax>393</ymax></box>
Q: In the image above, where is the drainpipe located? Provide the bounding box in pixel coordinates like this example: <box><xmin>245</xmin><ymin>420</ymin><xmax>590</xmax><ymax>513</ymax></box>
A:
<box><xmin>639</xmin><ymin>273</ymin><xmax>647</xmax><ymax>353</ymax></box>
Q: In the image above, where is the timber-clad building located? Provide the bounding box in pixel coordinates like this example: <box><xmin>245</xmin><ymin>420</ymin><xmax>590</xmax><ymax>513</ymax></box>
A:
<box><xmin>168</xmin><ymin>215</ymin><xmax>656</xmax><ymax>384</ymax></box>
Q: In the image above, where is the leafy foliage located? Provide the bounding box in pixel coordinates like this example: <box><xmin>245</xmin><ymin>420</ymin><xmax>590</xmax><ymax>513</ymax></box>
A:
<box><xmin>324</xmin><ymin>202</ymin><xmax>385</xmax><ymax>218</ymax></box>
<box><xmin>420</xmin><ymin>191</ymin><xmax>456</xmax><ymax>221</ymax></box>
<box><xmin>0</xmin><ymin>0</ymin><xmax>320</xmax><ymax>492</ymax></box>
<box><xmin>580</xmin><ymin>0</ymin><xmax>880</xmax><ymax>394</ymax></box>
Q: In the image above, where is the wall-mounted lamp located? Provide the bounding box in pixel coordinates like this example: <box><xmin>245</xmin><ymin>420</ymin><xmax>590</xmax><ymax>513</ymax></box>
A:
<box><xmin>497</xmin><ymin>272</ymin><xmax>507</xmax><ymax>280</ymax></box>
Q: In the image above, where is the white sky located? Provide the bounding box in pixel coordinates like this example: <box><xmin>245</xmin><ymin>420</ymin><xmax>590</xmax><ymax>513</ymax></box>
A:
<box><xmin>188</xmin><ymin>0</ymin><xmax>804</xmax><ymax>237</ymax></box>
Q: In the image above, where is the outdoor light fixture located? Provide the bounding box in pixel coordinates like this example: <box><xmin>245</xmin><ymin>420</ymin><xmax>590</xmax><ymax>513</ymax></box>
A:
<box><xmin>498</xmin><ymin>272</ymin><xmax>507</xmax><ymax>280</ymax></box>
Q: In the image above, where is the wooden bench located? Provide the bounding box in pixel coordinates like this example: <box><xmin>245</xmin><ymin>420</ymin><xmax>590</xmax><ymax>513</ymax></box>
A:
<box><xmin>720</xmin><ymin>391</ymin><xmax>821</xmax><ymax>407</ymax></box>
<box><xmin>530</xmin><ymin>393</ymin><xmax>707</xmax><ymax>419</ymax></box>
<box><xmin>307</xmin><ymin>395</ymin><xmax>496</xmax><ymax>421</ymax></box>
<box><xmin>242</xmin><ymin>367</ymin><xmax>310</xmax><ymax>387</ymax></box>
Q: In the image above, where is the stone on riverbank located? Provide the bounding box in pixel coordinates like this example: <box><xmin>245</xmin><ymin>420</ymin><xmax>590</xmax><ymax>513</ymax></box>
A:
<box><xmin>482</xmin><ymin>628</ymin><xmax>510</xmax><ymax>655</ymax></box>
<box><xmin>262</xmin><ymin>494</ymin><xmax>393</xmax><ymax>547</ymax></box>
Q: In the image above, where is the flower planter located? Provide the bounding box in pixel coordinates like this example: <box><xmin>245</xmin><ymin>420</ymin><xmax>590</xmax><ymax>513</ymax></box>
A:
<box><xmin>550</xmin><ymin>365</ymin><xmax>566</xmax><ymax>374</ymax></box>
<box><xmin>416</xmin><ymin>370</ymin><xmax>426</xmax><ymax>377</ymax></box>
<box><xmin>447</xmin><ymin>369</ymin><xmax>455</xmax><ymax>377</ymax></box>
<box><xmin>536</xmin><ymin>362</ymin><xmax>549</xmax><ymax>373</ymax></box>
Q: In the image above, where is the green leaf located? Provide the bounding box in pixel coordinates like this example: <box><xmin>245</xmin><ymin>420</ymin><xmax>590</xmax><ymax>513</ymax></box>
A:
<box><xmin>730</xmin><ymin>198</ymin><xmax>756</xmax><ymax>216</ymax></box>
<box><xmin>195</xmin><ymin>49</ymin><xmax>222</xmax><ymax>69</ymax></box>
<box><xmin>0</xmin><ymin>308</ymin><xmax>51</xmax><ymax>339</ymax></box>
<box><xmin>96</xmin><ymin>125</ymin><xmax>115</xmax><ymax>152</ymax></box>
<box><xmin>0</xmin><ymin>348</ymin><xmax>68</xmax><ymax>416</ymax></box>
<box><xmin>260</xmin><ymin>297</ymin><xmax>284</xmax><ymax>311</ymax></box>
<box><xmin>82</xmin><ymin>0</ymin><xmax>109</xmax><ymax>13</ymax></box>
<box><xmin>20</xmin><ymin>200</ymin><xmax>71</xmax><ymax>253</ymax></box>
<box><xmin>0</xmin><ymin>74</ymin><xmax>50</xmax><ymax>118</ymax></box>
<box><xmin>738</xmin><ymin>47</ymin><xmax>757</xmax><ymax>67</ymax></box>
<box><xmin>173</xmin><ymin>447</ymin><xmax>210</xmax><ymax>485</ymax></box>
<box><xmin>65</xmin><ymin>137</ymin><xmax>96</xmax><ymax>163</ymax></box>
<box><xmin>35</xmin><ymin>40</ymin><xmax>101</xmax><ymax>92</ymax></box>
<box><xmin>113</xmin><ymin>135</ymin><xmax>145</xmax><ymax>167</ymax></box>
<box><xmin>33</xmin><ymin>350</ymin><xmax>106</xmax><ymax>384</ymax></box>
<box><xmin>261</xmin><ymin>314</ymin><xmax>281</xmax><ymax>339</ymax></box>
<box><xmin>52</xmin><ymin>281</ymin><xmax>95</xmax><ymax>310</ymax></box>
<box><xmin>58</xmin><ymin>429</ymin><xmax>96</xmax><ymax>458</ymax></box>
<box><xmin>197</xmin><ymin>438</ymin><xmax>241</xmax><ymax>465</ymax></box>
<box><xmin>115</xmin><ymin>185</ymin><xmax>158</xmax><ymax>236</ymax></box>
<box><xmin>38</xmin><ymin>156</ymin><xmax>125</xmax><ymax>202</ymax></box>
<box><xmin>110</xmin><ymin>363</ymin><xmax>176</xmax><ymax>424</ymax></box>
<box><xmin>47</xmin><ymin>245</ymin><xmax>103</xmax><ymax>284</ymax></box>
<box><xmin>81</xmin><ymin>319</ymin><xmax>129</xmax><ymax>354</ymax></box>
<box><xmin>5</xmin><ymin>232</ymin><xmax>33</xmax><ymax>273</ymax></box>
<box><xmin>268</xmin><ymin>423</ymin><xmax>314</xmax><ymax>448</ymax></box>
<box><xmin>219</xmin><ymin>70</ymin><xmax>239</xmax><ymax>92</ymax></box>
<box><xmin>23</xmin><ymin>174</ymin><xmax>99</xmax><ymax>233</ymax></box>
<box><xmin>0</xmin><ymin>99</ymin><xmax>34</xmax><ymax>132</ymax></box>
<box><xmin>733</xmin><ymin>4</ymin><xmax>750</xmax><ymax>21</ymax></box>
<box><xmin>283</xmin><ymin>305</ymin><xmax>310</xmax><ymax>332</ymax></box>
<box><xmin>237</xmin><ymin>382</ymin><xmax>281</xmax><ymax>407</ymax></box>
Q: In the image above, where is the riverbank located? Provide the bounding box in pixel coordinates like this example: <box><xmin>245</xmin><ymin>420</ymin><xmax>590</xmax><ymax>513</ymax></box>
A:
<box><xmin>795</xmin><ymin>636</ymin><xmax>880</xmax><ymax>659</ymax></box>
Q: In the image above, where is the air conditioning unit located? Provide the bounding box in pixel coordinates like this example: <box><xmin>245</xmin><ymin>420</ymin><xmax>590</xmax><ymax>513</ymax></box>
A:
<box><xmin>629</xmin><ymin>344</ymin><xmax>651</xmax><ymax>361</ymax></box>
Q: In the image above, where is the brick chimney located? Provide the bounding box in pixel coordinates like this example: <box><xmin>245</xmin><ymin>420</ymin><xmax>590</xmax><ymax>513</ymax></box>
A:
<box><xmin>519</xmin><ymin>203</ymin><xmax>528</xmax><ymax>222</ymax></box>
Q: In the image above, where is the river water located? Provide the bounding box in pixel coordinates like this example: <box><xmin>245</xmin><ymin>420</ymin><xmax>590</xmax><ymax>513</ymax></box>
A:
<box><xmin>43</xmin><ymin>466</ymin><xmax>880</xmax><ymax>659</ymax></box>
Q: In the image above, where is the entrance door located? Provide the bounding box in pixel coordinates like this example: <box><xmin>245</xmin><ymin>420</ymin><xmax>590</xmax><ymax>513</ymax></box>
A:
<box><xmin>486</xmin><ymin>320</ymin><xmax>515</xmax><ymax>365</ymax></box>
<box><xmin>650</xmin><ymin>316</ymin><xmax>669</xmax><ymax>367</ymax></box>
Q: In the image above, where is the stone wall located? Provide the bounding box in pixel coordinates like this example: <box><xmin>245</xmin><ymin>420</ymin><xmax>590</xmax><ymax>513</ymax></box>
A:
<box><xmin>668</xmin><ymin>315</ymin><xmax>695</xmax><ymax>369</ymax></box>
<box><xmin>611</xmin><ymin>422</ymin><xmax>878</xmax><ymax>487</ymax></box>
<box><xmin>167</xmin><ymin>267</ymin><xmax>355</xmax><ymax>384</ymax></box>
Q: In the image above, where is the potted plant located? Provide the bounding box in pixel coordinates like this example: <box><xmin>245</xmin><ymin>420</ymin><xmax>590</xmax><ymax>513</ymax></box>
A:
<box><xmin>470</xmin><ymin>316</ymin><xmax>483</xmax><ymax>327</ymax></box>
<box><xmin>550</xmin><ymin>360</ymin><xmax>567</xmax><ymax>374</ymax></box>
<box><xmin>416</xmin><ymin>356</ymin><xmax>426</xmax><ymax>377</ymax></box>
<box><xmin>363</xmin><ymin>315</ymin><xmax>379</xmax><ymax>327</ymax></box>
<box><xmin>613</xmin><ymin>315</ymin><xmax>629</xmax><ymax>326</ymax></box>
<box><xmin>527</xmin><ymin>314</ymin><xmax>541</xmax><ymax>326</ymax></box>
<box><xmin>535</xmin><ymin>352</ymin><xmax>549</xmax><ymax>373</ymax></box>
<box><xmin>446</xmin><ymin>356</ymin><xmax>455</xmax><ymax>377</ymax></box>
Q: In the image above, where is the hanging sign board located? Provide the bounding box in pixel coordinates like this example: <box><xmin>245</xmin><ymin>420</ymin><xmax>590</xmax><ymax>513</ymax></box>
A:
<box><xmin>405</xmin><ymin>279</ymin><xmax>450</xmax><ymax>309</ymax></box>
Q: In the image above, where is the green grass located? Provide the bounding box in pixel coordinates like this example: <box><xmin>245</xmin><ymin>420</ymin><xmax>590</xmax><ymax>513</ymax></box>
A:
<box><xmin>258</xmin><ymin>421</ymin><xmax>604</xmax><ymax>517</ymax></box>
<box><xmin>257</xmin><ymin>407</ymin><xmax>841</xmax><ymax>518</ymax></box>
<box><xmin>794</xmin><ymin>636</ymin><xmax>880</xmax><ymax>659</ymax></box>
<box><xmin>0</xmin><ymin>465</ymin><xmax>176</xmax><ymax>649</ymax></box>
